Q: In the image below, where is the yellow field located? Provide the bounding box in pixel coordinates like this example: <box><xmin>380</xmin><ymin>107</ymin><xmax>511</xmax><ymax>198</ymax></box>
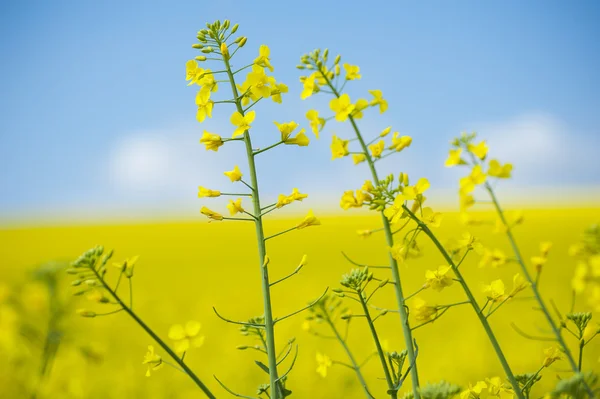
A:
<box><xmin>1</xmin><ymin>208</ymin><xmax>599</xmax><ymax>398</ymax></box>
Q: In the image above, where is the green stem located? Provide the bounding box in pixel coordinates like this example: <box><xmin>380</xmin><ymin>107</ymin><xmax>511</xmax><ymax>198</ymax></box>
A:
<box><xmin>578</xmin><ymin>340</ymin><xmax>584</xmax><ymax>371</ymax></box>
<box><xmin>357</xmin><ymin>291</ymin><xmax>397</xmax><ymax>399</ymax></box>
<box><xmin>318</xmin><ymin>66</ymin><xmax>421</xmax><ymax>398</ymax></box>
<box><xmin>484</xmin><ymin>183</ymin><xmax>595</xmax><ymax>398</ymax></box>
<box><xmin>91</xmin><ymin>268</ymin><xmax>216</xmax><ymax>398</ymax></box>
<box><xmin>223</xmin><ymin>54</ymin><xmax>281</xmax><ymax>398</ymax></box>
<box><xmin>402</xmin><ymin>205</ymin><xmax>523</xmax><ymax>399</ymax></box>
<box><xmin>323</xmin><ymin>313</ymin><xmax>373</xmax><ymax>399</ymax></box>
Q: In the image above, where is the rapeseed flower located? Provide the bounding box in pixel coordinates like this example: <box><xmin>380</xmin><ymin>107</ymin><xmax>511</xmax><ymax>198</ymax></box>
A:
<box><xmin>231</xmin><ymin>111</ymin><xmax>256</xmax><ymax>138</ymax></box>
<box><xmin>199</xmin><ymin>131</ymin><xmax>223</xmax><ymax>151</ymax></box>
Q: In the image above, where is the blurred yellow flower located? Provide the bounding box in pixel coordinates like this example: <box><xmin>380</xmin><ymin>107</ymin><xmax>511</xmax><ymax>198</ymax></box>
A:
<box><xmin>306</xmin><ymin>110</ymin><xmax>325</xmax><ymax>138</ymax></box>
<box><xmin>380</xmin><ymin>126</ymin><xmax>392</xmax><ymax>137</ymax></box>
<box><xmin>340</xmin><ymin>190</ymin><xmax>371</xmax><ymax>210</ymax></box>
<box><xmin>369</xmin><ymin>140</ymin><xmax>385</xmax><ymax>158</ymax></box>
<box><xmin>200</xmin><ymin>206</ymin><xmax>223</xmax><ymax>221</ymax></box>
<box><xmin>351</xmin><ymin>98</ymin><xmax>369</xmax><ymax>119</ymax></box>
<box><xmin>297</xmin><ymin>210</ymin><xmax>321</xmax><ymax>229</ymax></box>
<box><xmin>412</xmin><ymin>297</ymin><xmax>437</xmax><ymax>322</ymax></box>
<box><xmin>168</xmin><ymin>321</ymin><xmax>205</xmax><ymax>354</ymax></box>
<box><xmin>254</xmin><ymin>44</ymin><xmax>274</xmax><ymax>72</ymax></box>
<box><xmin>445</xmin><ymin>148</ymin><xmax>465</xmax><ymax>167</ymax></box>
<box><xmin>486</xmin><ymin>377</ymin><xmax>514</xmax><ymax>399</ymax></box>
<box><xmin>198</xmin><ymin>186</ymin><xmax>221</xmax><ymax>198</ymax></box>
<box><xmin>224</xmin><ymin>166</ymin><xmax>243</xmax><ymax>182</ymax></box>
<box><xmin>357</xmin><ymin>229</ymin><xmax>372</xmax><ymax>238</ymax></box>
<box><xmin>483</xmin><ymin>279</ymin><xmax>506</xmax><ymax>302</ymax></box>
<box><xmin>461</xmin><ymin>381</ymin><xmax>487</xmax><ymax>399</ymax></box>
<box><xmin>300</xmin><ymin>73</ymin><xmax>320</xmax><ymax>100</ymax></box>
<box><xmin>389</xmin><ymin>133</ymin><xmax>412</xmax><ymax>152</ymax></box>
<box><xmin>488</xmin><ymin>159</ymin><xmax>512</xmax><ymax>178</ymax></box>
<box><xmin>343</xmin><ymin>63</ymin><xmax>361</xmax><ymax>80</ymax></box>
<box><xmin>424</xmin><ymin>266</ymin><xmax>453</xmax><ymax>291</ymax></box>
<box><xmin>467</xmin><ymin>141</ymin><xmax>488</xmax><ymax>160</ymax></box>
<box><xmin>479</xmin><ymin>248</ymin><xmax>507</xmax><ymax>268</ymax></box>
<box><xmin>316</xmin><ymin>352</ymin><xmax>332</xmax><ymax>377</ymax></box>
<box><xmin>113</xmin><ymin>255</ymin><xmax>139</xmax><ymax>278</ymax></box>
<box><xmin>542</xmin><ymin>346</ymin><xmax>561</xmax><ymax>367</ymax></box>
<box><xmin>509</xmin><ymin>273</ymin><xmax>529</xmax><ymax>297</ymax></box>
<box><xmin>269</xmin><ymin>80</ymin><xmax>288</xmax><ymax>103</ymax></box>
<box><xmin>460</xmin><ymin>165</ymin><xmax>487</xmax><ymax>194</ymax></box>
<box><xmin>226</xmin><ymin>199</ymin><xmax>245</xmax><ymax>216</ymax></box>
<box><xmin>142</xmin><ymin>345</ymin><xmax>163</xmax><ymax>377</ymax></box>
<box><xmin>369</xmin><ymin>90</ymin><xmax>388</xmax><ymax>113</ymax></box>
<box><xmin>352</xmin><ymin>154</ymin><xmax>366</xmax><ymax>165</ymax></box>
<box><xmin>402</xmin><ymin>178</ymin><xmax>430</xmax><ymax>200</ymax></box>
<box><xmin>421</xmin><ymin>207</ymin><xmax>443</xmax><ymax>227</ymax></box>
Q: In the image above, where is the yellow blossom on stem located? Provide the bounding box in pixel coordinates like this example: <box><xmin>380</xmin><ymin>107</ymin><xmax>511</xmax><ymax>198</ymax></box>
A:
<box><xmin>530</xmin><ymin>255</ymin><xmax>547</xmax><ymax>271</ymax></box>
<box><xmin>459</xmin><ymin>192</ymin><xmax>475</xmax><ymax>211</ymax></box>
<box><xmin>343</xmin><ymin>63</ymin><xmax>361</xmax><ymax>80</ymax></box>
<box><xmin>488</xmin><ymin>159</ymin><xmax>513</xmax><ymax>178</ymax></box>
<box><xmin>230</xmin><ymin>110</ymin><xmax>256</xmax><ymax>138</ymax></box>
<box><xmin>479</xmin><ymin>248</ymin><xmax>507</xmax><ymax>268</ymax></box>
<box><xmin>421</xmin><ymin>207</ymin><xmax>443</xmax><ymax>227</ymax></box>
<box><xmin>284</xmin><ymin>130</ymin><xmax>309</xmax><ymax>146</ymax></box>
<box><xmin>275</xmin><ymin>188</ymin><xmax>308</xmax><ymax>208</ymax></box>
<box><xmin>483</xmin><ymin>279</ymin><xmax>506</xmax><ymax>302</ymax></box>
<box><xmin>274</xmin><ymin>121</ymin><xmax>299</xmax><ymax>141</ymax></box>
<box><xmin>352</xmin><ymin>154</ymin><xmax>366</xmax><ymax>165</ymax></box>
<box><xmin>300</xmin><ymin>73</ymin><xmax>320</xmax><ymax>99</ymax></box>
<box><xmin>195</xmin><ymin>90</ymin><xmax>214</xmax><ymax>123</ymax></box>
<box><xmin>542</xmin><ymin>346</ymin><xmax>561</xmax><ymax>367</ymax></box>
<box><xmin>424</xmin><ymin>266</ymin><xmax>453</xmax><ymax>291</ymax></box>
<box><xmin>330</xmin><ymin>135</ymin><xmax>350</xmax><ymax>159</ymax></box>
<box><xmin>226</xmin><ymin>198</ymin><xmax>245</xmax><ymax>216</ymax></box>
<box><xmin>369</xmin><ymin>90</ymin><xmax>388</xmax><ymax>113</ymax></box>
<box><xmin>467</xmin><ymin>141</ymin><xmax>488</xmax><ymax>160</ymax></box>
<box><xmin>296</xmin><ymin>210</ymin><xmax>320</xmax><ymax>229</ymax></box>
<box><xmin>357</xmin><ymin>229</ymin><xmax>372</xmax><ymax>238</ymax></box>
<box><xmin>269</xmin><ymin>79</ymin><xmax>288</xmax><ymax>103</ymax></box>
<box><xmin>460</xmin><ymin>165</ymin><xmax>487</xmax><ymax>194</ymax></box>
<box><xmin>389</xmin><ymin>243</ymin><xmax>409</xmax><ymax>263</ymax></box>
<box><xmin>246</xmin><ymin>65</ymin><xmax>272</xmax><ymax>98</ymax></box>
<box><xmin>143</xmin><ymin>345</ymin><xmax>163</xmax><ymax>377</ymax></box>
<box><xmin>290</xmin><ymin>188</ymin><xmax>308</xmax><ymax>201</ymax></box>
<box><xmin>200</xmin><ymin>206</ymin><xmax>223</xmax><ymax>221</ymax></box>
<box><xmin>254</xmin><ymin>44</ymin><xmax>274</xmax><ymax>72</ymax></box>
<box><xmin>412</xmin><ymin>297</ymin><xmax>438</xmax><ymax>322</ymax></box>
<box><xmin>461</xmin><ymin>381</ymin><xmax>488</xmax><ymax>399</ymax></box>
<box><xmin>362</xmin><ymin>180</ymin><xmax>375</xmax><ymax>193</ymax></box>
<box><xmin>402</xmin><ymin>178</ymin><xmax>430</xmax><ymax>200</ymax></box>
<box><xmin>316</xmin><ymin>352</ymin><xmax>332</xmax><ymax>377</ymax></box>
<box><xmin>445</xmin><ymin>148</ymin><xmax>466</xmax><ymax>167</ymax></box>
<box><xmin>351</xmin><ymin>98</ymin><xmax>369</xmax><ymax>119</ymax></box>
<box><xmin>384</xmin><ymin>196</ymin><xmax>408</xmax><ymax>224</ymax></box>
<box><xmin>380</xmin><ymin>126</ymin><xmax>392</xmax><ymax>137</ymax></box>
<box><xmin>168</xmin><ymin>321</ymin><xmax>205</xmax><ymax>354</ymax></box>
<box><xmin>224</xmin><ymin>165</ymin><xmax>243</xmax><ymax>182</ymax></box>
<box><xmin>389</xmin><ymin>133</ymin><xmax>412</xmax><ymax>152</ymax></box>
<box><xmin>113</xmin><ymin>255</ymin><xmax>139</xmax><ymax>278</ymax></box>
<box><xmin>198</xmin><ymin>186</ymin><xmax>221</xmax><ymax>198</ymax></box>
<box><xmin>540</xmin><ymin>242</ymin><xmax>552</xmax><ymax>257</ymax></box>
<box><xmin>330</xmin><ymin>94</ymin><xmax>355</xmax><ymax>122</ymax></box>
<box><xmin>509</xmin><ymin>273</ymin><xmax>529</xmax><ymax>297</ymax></box>
<box><xmin>199</xmin><ymin>131</ymin><xmax>223</xmax><ymax>151</ymax></box>
<box><xmin>199</xmin><ymin>69</ymin><xmax>218</xmax><ymax>94</ymax></box>
<box><xmin>185</xmin><ymin>60</ymin><xmax>203</xmax><ymax>85</ymax></box>
<box><xmin>340</xmin><ymin>190</ymin><xmax>371</xmax><ymax>210</ymax></box>
<box><xmin>369</xmin><ymin>140</ymin><xmax>385</xmax><ymax>158</ymax></box>
<box><xmin>306</xmin><ymin>110</ymin><xmax>325</xmax><ymax>138</ymax></box>
<box><xmin>486</xmin><ymin>377</ymin><xmax>514</xmax><ymax>399</ymax></box>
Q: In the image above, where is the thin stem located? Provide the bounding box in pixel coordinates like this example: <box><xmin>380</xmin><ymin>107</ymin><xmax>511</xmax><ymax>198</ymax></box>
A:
<box><xmin>484</xmin><ymin>183</ymin><xmax>595</xmax><ymax>398</ymax></box>
<box><xmin>264</xmin><ymin>226</ymin><xmax>297</xmax><ymax>241</ymax></box>
<box><xmin>319</xmin><ymin>72</ymin><xmax>421</xmax><ymax>396</ymax></box>
<box><xmin>254</xmin><ymin>141</ymin><xmax>284</xmax><ymax>156</ymax></box>
<box><xmin>578</xmin><ymin>340</ymin><xmax>584</xmax><ymax>371</ymax></box>
<box><xmin>357</xmin><ymin>291</ymin><xmax>397</xmax><ymax>399</ymax></box>
<box><xmin>402</xmin><ymin>205</ymin><xmax>523</xmax><ymax>399</ymax></box>
<box><xmin>323</xmin><ymin>312</ymin><xmax>373</xmax><ymax>399</ymax></box>
<box><xmin>91</xmin><ymin>269</ymin><xmax>216</xmax><ymax>398</ymax></box>
<box><xmin>223</xmin><ymin>51</ymin><xmax>281</xmax><ymax>399</ymax></box>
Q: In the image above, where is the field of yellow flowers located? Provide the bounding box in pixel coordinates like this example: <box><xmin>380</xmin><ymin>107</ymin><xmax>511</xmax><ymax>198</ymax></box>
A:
<box><xmin>1</xmin><ymin>208</ymin><xmax>598</xmax><ymax>398</ymax></box>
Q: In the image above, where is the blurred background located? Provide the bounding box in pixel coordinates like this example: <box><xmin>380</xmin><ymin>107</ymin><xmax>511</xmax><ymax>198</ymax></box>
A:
<box><xmin>1</xmin><ymin>1</ymin><xmax>599</xmax><ymax>398</ymax></box>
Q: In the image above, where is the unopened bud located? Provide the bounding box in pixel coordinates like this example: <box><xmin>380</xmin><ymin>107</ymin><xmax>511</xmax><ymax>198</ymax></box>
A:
<box><xmin>192</xmin><ymin>43</ymin><xmax>203</xmax><ymax>49</ymax></box>
<box><xmin>220</xmin><ymin>43</ymin><xmax>229</xmax><ymax>59</ymax></box>
<box><xmin>201</xmin><ymin>47</ymin><xmax>214</xmax><ymax>54</ymax></box>
<box><xmin>334</xmin><ymin>55</ymin><xmax>341</xmax><ymax>64</ymax></box>
<box><xmin>223</xmin><ymin>20</ymin><xmax>230</xmax><ymax>29</ymax></box>
<box><xmin>71</xmin><ymin>280</ymin><xmax>82</xmax><ymax>286</ymax></box>
<box><xmin>296</xmin><ymin>65</ymin><xmax>305</xmax><ymax>70</ymax></box>
<box><xmin>379</xmin><ymin>278</ymin><xmax>389</xmax><ymax>288</ymax></box>
<box><xmin>231</xmin><ymin>23</ymin><xmax>239</xmax><ymax>34</ymax></box>
<box><xmin>195</xmin><ymin>56</ymin><xmax>207</xmax><ymax>62</ymax></box>
<box><xmin>236</xmin><ymin>345</ymin><xmax>249</xmax><ymax>350</ymax></box>
<box><xmin>238</xmin><ymin>37</ymin><xmax>247</xmax><ymax>47</ymax></box>
<box><xmin>77</xmin><ymin>309</ymin><xmax>96</xmax><ymax>318</ymax></box>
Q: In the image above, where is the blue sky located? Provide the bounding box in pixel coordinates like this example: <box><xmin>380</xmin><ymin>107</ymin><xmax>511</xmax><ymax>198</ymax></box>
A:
<box><xmin>1</xmin><ymin>0</ymin><xmax>599</xmax><ymax>222</ymax></box>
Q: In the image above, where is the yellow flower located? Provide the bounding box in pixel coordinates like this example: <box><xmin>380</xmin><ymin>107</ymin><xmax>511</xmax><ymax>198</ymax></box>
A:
<box><xmin>343</xmin><ymin>63</ymin><xmax>361</xmax><ymax>80</ymax></box>
<box><xmin>460</xmin><ymin>192</ymin><xmax>475</xmax><ymax>211</ymax></box>
<box><xmin>230</xmin><ymin>110</ymin><xmax>256</xmax><ymax>138</ymax></box>
<box><xmin>479</xmin><ymin>248</ymin><xmax>507</xmax><ymax>268</ymax></box>
<box><xmin>483</xmin><ymin>279</ymin><xmax>506</xmax><ymax>302</ymax></box>
<box><xmin>254</xmin><ymin>44</ymin><xmax>274</xmax><ymax>72</ymax></box>
<box><xmin>306</xmin><ymin>110</ymin><xmax>325</xmax><ymax>138</ymax></box>
<box><xmin>421</xmin><ymin>207</ymin><xmax>443</xmax><ymax>227</ymax></box>
<box><xmin>445</xmin><ymin>148</ymin><xmax>465</xmax><ymax>167</ymax></box>
<box><xmin>461</xmin><ymin>381</ymin><xmax>488</xmax><ymax>399</ymax></box>
<box><xmin>316</xmin><ymin>352</ymin><xmax>332</xmax><ymax>377</ymax></box>
<box><xmin>269</xmin><ymin>80</ymin><xmax>288</xmax><ymax>103</ymax></box>
<box><xmin>113</xmin><ymin>255</ymin><xmax>139</xmax><ymax>278</ymax></box>
<box><xmin>143</xmin><ymin>345</ymin><xmax>163</xmax><ymax>377</ymax></box>
<box><xmin>275</xmin><ymin>188</ymin><xmax>308</xmax><ymax>208</ymax></box>
<box><xmin>246</xmin><ymin>65</ymin><xmax>271</xmax><ymax>99</ymax></box>
<box><xmin>362</xmin><ymin>180</ymin><xmax>375</xmax><ymax>193</ymax></box>
<box><xmin>352</xmin><ymin>154</ymin><xmax>366</xmax><ymax>165</ymax></box>
<box><xmin>486</xmin><ymin>377</ymin><xmax>514</xmax><ymax>399</ymax></box>
<box><xmin>300</xmin><ymin>73</ymin><xmax>320</xmax><ymax>100</ymax></box>
<box><xmin>389</xmin><ymin>243</ymin><xmax>408</xmax><ymax>263</ymax></box>
<box><xmin>467</xmin><ymin>141</ymin><xmax>488</xmax><ymax>160</ymax></box>
<box><xmin>168</xmin><ymin>321</ymin><xmax>205</xmax><ymax>354</ymax></box>
<box><xmin>369</xmin><ymin>140</ymin><xmax>385</xmax><ymax>158</ymax></box>
<box><xmin>357</xmin><ymin>229</ymin><xmax>372</xmax><ymax>238</ymax></box>
<box><xmin>412</xmin><ymin>298</ymin><xmax>438</xmax><ymax>322</ymax></box>
<box><xmin>275</xmin><ymin>121</ymin><xmax>309</xmax><ymax>145</ymax></box>
<box><xmin>380</xmin><ymin>126</ymin><xmax>392</xmax><ymax>137</ymax></box>
<box><xmin>540</xmin><ymin>242</ymin><xmax>552</xmax><ymax>257</ymax></box>
<box><xmin>297</xmin><ymin>210</ymin><xmax>321</xmax><ymax>229</ymax></box>
<box><xmin>198</xmin><ymin>186</ymin><xmax>221</xmax><ymax>198</ymax></box>
<box><xmin>199</xmin><ymin>131</ymin><xmax>223</xmax><ymax>151</ymax></box>
<box><xmin>369</xmin><ymin>90</ymin><xmax>388</xmax><ymax>113</ymax></box>
<box><xmin>424</xmin><ymin>266</ymin><xmax>453</xmax><ymax>291</ymax></box>
<box><xmin>488</xmin><ymin>159</ymin><xmax>513</xmax><ymax>178</ymax></box>
<box><xmin>340</xmin><ymin>190</ymin><xmax>371</xmax><ymax>210</ymax></box>
<box><xmin>402</xmin><ymin>178</ymin><xmax>430</xmax><ymax>200</ymax></box>
<box><xmin>351</xmin><ymin>98</ymin><xmax>369</xmax><ymax>119</ymax></box>
<box><xmin>542</xmin><ymin>346</ymin><xmax>561</xmax><ymax>367</ymax></box>
<box><xmin>285</xmin><ymin>130</ymin><xmax>309</xmax><ymax>146</ymax></box>
<box><xmin>226</xmin><ymin>199</ymin><xmax>245</xmax><ymax>216</ymax></box>
<box><xmin>509</xmin><ymin>273</ymin><xmax>529</xmax><ymax>297</ymax></box>
<box><xmin>185</xmin><ymin>60</ymin><xmax>203</xmax><ymax>85</ymax></box>
<box><xmin>200</xmin><ymin>206</ymin><xmax>223</xmax><ymax>221</ymax></box>
<box><xmin>530</xmin><ymin>255</ymin><xmax>547</xmax><ymax>271</ymax></box>
<box><xmin>224</xmin><ymin>165</ymin><xmax>243</xmax><ymax>182</ymax></box>
<box><xmin>199</xmin><ymin>69</ymin><xmax>218</xmax><ymax>94</ymax></box>
<box><xmin>195</xmin><ymin>90</ymin><xmax>214</xmax><ymax>123</ymax></box>
<box><xmin>330</xmin><ymin>94</ymin><xmax>355</xmax><ymax>122</ymax></box>
<box><xmin>330</xmin><ymin>135</ymin><xmax>350</xmax><ymax>159</ymax></box>
<box><xmin>389</xmin><ymin>133</ymin><xmax>412</xmax><ymax>152</ymax></box>
<box><xmin>384</xmin><ymin>196</ymin><xmax>407</xmax><ymax>224</ymax></box>
<box><xmin>460</xmin><ymin>165</ymin><xmax>487</xmax><ymax>194</ymax></box>
<box><xmin>290</xmin><ymin>188</ymin><xmax>308</xmax><ymax>201</ymax></box>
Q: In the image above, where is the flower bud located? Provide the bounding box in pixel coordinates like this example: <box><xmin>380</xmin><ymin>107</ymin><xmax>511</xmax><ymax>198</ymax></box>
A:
<box><xmin>296</xmin><ymin>65</ymin><xmax>305</xmax><ymax>70</ymax></box>
<box><xmin>220</xmin><ymin>43</ymin><xmax>229</xmax><ymax>59</ymax></box>
<box><xmin>223</xmin><ymin>20</ymin><xmax>230</xmax><ymax>29</ymax></box>
<box><xmin>201</xmin><ymin>47</ymin><xmax>214</xmax><ymax>54</ymax></box>
<box><xmin>231</xmin><ymin>23</ymin><xmax>239</xmax><ymax>34</ymax></box>
<box><xmin>192</xmin><ymin>43</ymin><xmax>203</xmax><ymax>49</ymax></box>
<box><xmin>334</xmin><ymin>55</ymin><xmax>341</xmax><ymax>64</ymax></box>
<box><xmin>323</xmin><ymin>48</ymin><xmax>329</xmax><ymax>60</ymax></box>
<box><xmin>77</xmin><ymin>309</ymin><xmax>96</xmax><ymax>318</ymax></box>
<box><xmin>378</xmin><ymin>278</ymin><xmax>389</xmax><ymax>288</ymax></box>
<box><xmin>195</xmin><ymin>56</ymin><xmax>207</xmax><ymax>62</ymax></box>
<box><xmin>238</xmin><ymin>37</ymin><xmax>247</xmax><ymax>47</ymax></box>
<box><xmin>236</xmin><ymin>345</ymin><xmax>248</xmax><ymax>350</ymax></box>
<box><xmin>71</xmin><ymin>279</ymin><xmax>82</xmax><ymax>286</ymax></box>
